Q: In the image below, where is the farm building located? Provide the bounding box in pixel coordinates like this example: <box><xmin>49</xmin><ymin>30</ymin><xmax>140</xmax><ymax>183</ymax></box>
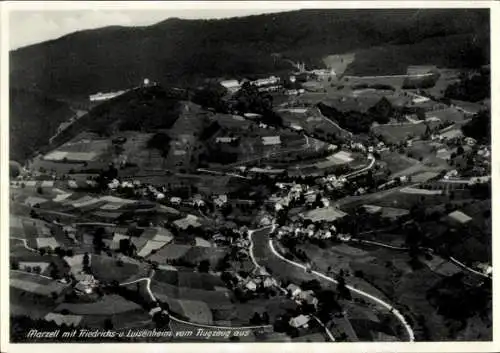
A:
<box><xmin>289</xmin><ymin>314</ymin><xmax>311</xmax><ymax>328</ymax></box>
<box><xmin>251</xmin><ymin>76</ymin><xmax>280</xmax><ymax>87</ymax></box>
<box><xmin>216</xmin><ymin>137</ymin><xmax>238</xmax><ymax>143</ymax></box>
<box><xmin>262</xmin><ymin>136</ymin><xmax>281</xmax><ymax>146</ymax></box>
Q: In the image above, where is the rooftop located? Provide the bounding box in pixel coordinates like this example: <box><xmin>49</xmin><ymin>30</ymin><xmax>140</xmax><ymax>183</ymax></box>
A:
<box><xmin>448</xmin><ymin>210</ymin><xmax>472</xmax><ymax>224</ymax></box>
<box><xmin>301</xmin><ymin>207</ymin><xmax>347</xmax><ymax>223</ymax></box>
<box><xmin>262</xmin><ymin>136</ymin><xmax>281</xmax><ymax>145</ymax></box>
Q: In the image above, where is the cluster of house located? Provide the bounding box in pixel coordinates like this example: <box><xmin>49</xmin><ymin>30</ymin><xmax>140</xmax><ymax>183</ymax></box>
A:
<box><xmin>284</xmin><ymin>88</ymin><xmax>306</xmax><ymax>96</ymax></box>
<box><xmin>235</xmin><ymin>266</ymin><xmax>280</xmax><ymax>293</ymax></box>
<box><xmin>220</xmin><ymin>76</ymin><xmax>283</xmax><ymax>94</ymax></box>
<box><xmin>56</xmin><ymin>271</ymin><xmax>100</xmax><ymax>295</ymax></box>
<box><xmin>285</xmin><ymin>284</ymin><xmax>321</xmax><ymax>329</ymax></box>
<box><xmin>274</xmin><ymin>222</ymin><xmax>340</xmax><ymax>241</ymax></box>
<box><xmin>319</xmin><ymin>174</ymin><xmax>348</xmax><ymax>191</ymax></box>
<box><xmin>106</xmin><ymin>176</ymin><xmax>231</xmax><ymax>211</ymax></box>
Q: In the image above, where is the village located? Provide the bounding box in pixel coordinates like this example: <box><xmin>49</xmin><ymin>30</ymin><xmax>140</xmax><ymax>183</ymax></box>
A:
<box><xmin>8</xmin><ymin>8</ymin><xmax>492</xmax><ymax>344</ymax></box>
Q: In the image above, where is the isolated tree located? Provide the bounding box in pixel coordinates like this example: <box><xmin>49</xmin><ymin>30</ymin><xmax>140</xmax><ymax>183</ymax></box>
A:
<box><xmin>262</xmin><ymin>312</ymin><xmax>270</xmax><ymax>324</ymax></box>
<box><xmin>104</xmin><ymin>318</ymin><xmax>114</xmax><ymax>330</ymax></box>
<box><xmin>82</xmin><ymin>252</ymin><xmax>90</xmax><ymax>273</ymax></box>
<box><xmin>250</xmin><ymin>312</ymin><xmax>262</xmax><ymax>325</ymax></box>
<box><xmin>11</xmin><ymin>259</ymin><xmax>20</xmax><ymax>270</ymax></box>
<box><xmin>93</xmin><ymin>227</ymin><xmax>106</xmax><ymax>253</ymax></box>
<box><xmin>336</xmin><ymin>271</ymin><xmax>352</xmax><ymax>300</ymax></box>
<box><xmin>198</xmin><ymin>260</ymin><xmax>210</xmax><ymax>273</ymax></box>
<box><xmin>49</xmin><ymin>263</ymin><xmax>60</xmax><ymax>279</ymax></box>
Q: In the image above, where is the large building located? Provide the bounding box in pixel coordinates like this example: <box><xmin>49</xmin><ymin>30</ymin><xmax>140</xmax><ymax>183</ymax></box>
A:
<box><xmin>89</xmin><ymin>90</ymin><xmax>126</xmax><ymax>102</ymax></box>
<box><xmin>220</xmin><ymin>79</ymin><xmax>241</xmax><ymax>94</ymax></box>
<box><xmin>251</xmin><ymin>76</ymin><xmax>280</xmax><ymax>87</ymax></box>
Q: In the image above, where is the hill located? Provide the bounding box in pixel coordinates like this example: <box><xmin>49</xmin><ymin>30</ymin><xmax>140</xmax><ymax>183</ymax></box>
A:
<box><xmin>49</xmin><ymin>85</ymin><xmax>187</xmax><ymax>149</ymax></box>
<box><xmin>10</xmin><ymin>89</ymin><xmax>74</xmax><ymax>163</ymax></box>
<box><xmin>10</xmin><ymin>9</ymin><xmax>489</xmax><ymax>98</ymax></box>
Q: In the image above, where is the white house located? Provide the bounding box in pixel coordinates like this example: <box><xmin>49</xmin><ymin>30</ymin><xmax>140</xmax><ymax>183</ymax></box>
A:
<box><xmin>263</xmin><ymin>277</ymin><xmax>277</xmax><ymax>288</ymax></box>
<box><xmin>251</xmin><ymin>76</ymin><xmax>280</xmax><ymax>87</ymax></box>
<box><xmin>170</xmin><ymin>197</ymin><xmax>182</xmax><ymax>205</ymax></box>
<box><xmin>214</xmin><ymin>194</ymin><xmax>228</xmax><ymax>208</ymax></box>
<box><xmin>262</xmin><ymin>136</ymin><xmax>282</xmax><ymax>146</ymax></box>
<box><xmin>289</xmin><ymin>314</ymin><xmax>311</xmax><ymax>328</ymax></box>
<box><xmin>216</xmin><ymin>137</ymin><xmax>238</xmax><ymax>143</ymax></box>
<box><xmin>245</xmin><ymin>280</ymin><xmax>258</xmax><ymax>291</ymax></box>
<box><xmin>287</xmin><ymin>284</ymin><xmax>302</xmax><ymax>298</ymax></box>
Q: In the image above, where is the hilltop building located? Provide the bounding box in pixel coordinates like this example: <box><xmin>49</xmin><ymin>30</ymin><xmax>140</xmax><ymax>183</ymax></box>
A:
<box><xmin>89</xmin><ymin>90</ymin><xmax>126</xmax><ymax>102</ymax></box>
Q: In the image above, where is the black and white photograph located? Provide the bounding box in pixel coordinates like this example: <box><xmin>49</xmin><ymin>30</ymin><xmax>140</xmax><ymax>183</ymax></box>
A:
<box><xmin>1</xmin><ymin>1</ymin><xmax>497</xmax><ymax>350</ymax></box>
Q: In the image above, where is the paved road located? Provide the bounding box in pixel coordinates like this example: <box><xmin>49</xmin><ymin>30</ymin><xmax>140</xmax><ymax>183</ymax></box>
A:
<box><xmin>249</xmin><ymin>227</ymin><xmax>415</xmax><ymax>342</ymax></box>
<box><xmin>343</xmin><ymin>156</ymin><xmax>375</xmax><ymax>179</ymax></box>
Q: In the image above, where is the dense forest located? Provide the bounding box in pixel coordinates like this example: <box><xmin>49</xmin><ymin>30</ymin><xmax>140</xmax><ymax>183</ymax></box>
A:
<box><xmin>462</xmin><ymin>110</ymin><xmax>491</xmax><ymax>144</ymax></box>
<box><xmin>10</xmin><ymin>9</ymin><xmax>489</xmax><ymax>98</ymax></box>
<box><xmin>317</xmin><ymin>98</ymin><xmax>392</xmax><ymax>134</ymax></box>
<box><xmin>10</xmin><ymin>89</ymin><xmax>74</xmax><ymax>162</ymax></box>
<box><xmin>445</xmin><ymin>67</ymin><xmax>490</xmax><ymax>102</ymax></box>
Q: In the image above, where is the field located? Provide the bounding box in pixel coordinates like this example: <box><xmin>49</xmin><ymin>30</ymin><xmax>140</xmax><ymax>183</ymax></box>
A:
<box><xmin>30</xmin><ymin>132</ymin><xmax>113</xmax><ymax>174</ymax></box>
<box><xmin>80</xmin><ymin>309</ymin><xmax>151</xmax><ymax>330</ymax></box>
<box><xmin>342</xmin><ymin>75</ymin><xmax>407</xmax><ymax>89</ymax></box>
<box><xmin>55</xmin><ymin>294</ymin><xmax>142</xmax><ymax>315</ymax></box>
<box><xmin>407</xmin><ymin>141</ymin><xmax>436</xmax><ymax>161</ymax></box>
<box><xmin>372</xmin><ymin>123</ymin><xmax>439</xmax><ymax>144</ymax></box>
<box><xmin>425</xmin><ymin>107</ymin><xmax>467</xmax><ymax>124</ymax></box>
<box><xmin>296</xmin><ymin>243</ymin><xmax>391</xmax><ymax>303</ymax></box>
<box><xmin>366</xmin><ymin>190</ymin><xmax>453</xmax><ymax>210</ymax></box>
<box><xmin>298</xmin><ymin>239</ymin><xmax>490</xmax><ymax>340</ymax></box>
<box><xmin>379</xmin><ymin>151</ymin><xmax>418</xmax><ymax>174</ymax></box>
<box><xmin>10</xmin><ymin>270</ymin><xmax>69</xmax><ymax>318</ymax></box>
<box><xmin>90</xmin><ymin>255</ymin><xmax>148</xmax><ymax>283</ymax></box>
<box><xmin>424</xmin><ymin>68</ymin><xmax>461</xmax><ymax>99</ymax></box>
<box><xmin>149</xmin><ymin>267</ymin><xmax>299</xmax><ymax>326</ymax></box>
<box><xmin>150</xmin><ymin>269</ymin><xmax>235</xmax><ymax>325</ymax></box>
<box><xmin>278</xmin><ymin>105</ymin><xmax>352</xmax><ymax>140</ymax></box>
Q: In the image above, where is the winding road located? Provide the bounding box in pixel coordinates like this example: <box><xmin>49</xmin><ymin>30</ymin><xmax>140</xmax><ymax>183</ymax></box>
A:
<box><xmin>119</xmin><ymin>268</ymin><xmax>273</xmax><ymax>333</ymax></box>
<box><xmin>248</xmin><ymin>227</ymin><xmax>415</xmax><ymax>342</ymax></box>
